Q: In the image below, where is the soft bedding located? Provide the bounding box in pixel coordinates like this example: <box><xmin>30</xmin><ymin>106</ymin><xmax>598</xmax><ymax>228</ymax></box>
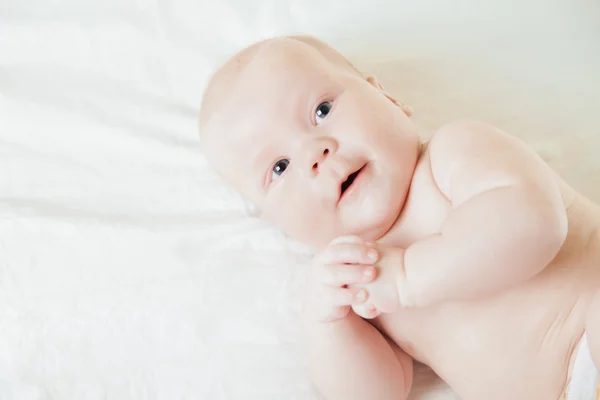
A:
<box><xmin>1</xmin><ymin>0</ymin><xmax>599</xmax><ymax>399</ymax></box>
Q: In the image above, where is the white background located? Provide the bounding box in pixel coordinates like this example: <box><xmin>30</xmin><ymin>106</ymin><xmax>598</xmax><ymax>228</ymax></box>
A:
<box><xmin>1</xmin><ymin>0</ymin><xmax>599</xmax><ymax>399</ymax></box>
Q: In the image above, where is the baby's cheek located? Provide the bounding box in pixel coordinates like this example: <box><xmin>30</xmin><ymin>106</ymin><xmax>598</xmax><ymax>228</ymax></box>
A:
<box><xmin>267</xmin><ymin>207</ymin><xmax>320</xmax><ymax>245</ymax></box>
<box><xmin>290</xmin><ymin>203</ymin><xmax>336</xmax><ymax>244</ymax></box>
<box><xmin>292</xmin><ymin>217</ymin><xmax>338</xmax><ymax>248</ymax></box>
<box><xmin>263</xmin><ymin>190</ymin><xmax>340</xmax><ymax>246</ymax></box>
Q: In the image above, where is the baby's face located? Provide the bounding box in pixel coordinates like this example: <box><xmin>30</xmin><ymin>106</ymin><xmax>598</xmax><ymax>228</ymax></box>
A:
<box><xmin>202</xmin><ymin>38</ymin><xmax>420</xmax><ymax>248</ymax></box>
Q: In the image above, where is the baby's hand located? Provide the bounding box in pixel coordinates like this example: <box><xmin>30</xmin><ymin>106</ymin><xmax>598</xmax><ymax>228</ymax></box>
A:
<box><xmin>305</xmin><ymin>236</ymin><xmax>379</xmax><ymax>322</ymax></box>
<box><xmin>351</xmin><ymin>243</ymin><xmax>406</xmax><ymax>319</ymax></box>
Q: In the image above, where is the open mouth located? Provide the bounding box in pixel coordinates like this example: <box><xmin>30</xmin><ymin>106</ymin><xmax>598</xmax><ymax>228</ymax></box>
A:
<box><xmin>340</xmin><ymin>165</ymin><xmax>365</xmax><ymax>198</ymax></box>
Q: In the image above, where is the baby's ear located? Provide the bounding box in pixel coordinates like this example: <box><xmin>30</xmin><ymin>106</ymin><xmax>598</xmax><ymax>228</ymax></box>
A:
<box><xmin>366</xmin><ymin>76</ymin><xmax>413</xmax><ymax>117</ymax></box>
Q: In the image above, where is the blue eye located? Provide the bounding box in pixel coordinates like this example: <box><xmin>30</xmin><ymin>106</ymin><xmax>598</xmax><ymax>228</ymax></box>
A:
<box><xmin>315</xmin><ymin>101</ymin><xmax>332</xmax><ymax>124</ymax></box>
<box><xmin>271</xmin><ymin>159</ymin><xmax>290</xmax><ymax>181</ymax></box>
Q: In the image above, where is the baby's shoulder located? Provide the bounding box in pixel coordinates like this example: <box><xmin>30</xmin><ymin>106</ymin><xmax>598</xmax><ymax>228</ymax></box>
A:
<box><xmin>428</xmin><ymin>119</ymin><xmax>539</xmax><ymax>175</ymax></box>
<box><xmin>421</xmin><ymin>119</ymin><xmax>561</xmax><ymax>204</ymax></box>
<box><xmin>427</xmin><ymin>119</ymin><xmax>517</xmax><ymax>160</ymax></box>
<box><xmin>414</xmin><ymin>120</ymin><xmax>494</xmax><ymax>181</ymax></box>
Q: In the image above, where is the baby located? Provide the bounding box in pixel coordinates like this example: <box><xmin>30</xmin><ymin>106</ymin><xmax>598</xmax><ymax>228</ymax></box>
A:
<box><xmin>199</xmin><ymin>35</ymin><xmax>600</xmax><ymax>400</ymax></box>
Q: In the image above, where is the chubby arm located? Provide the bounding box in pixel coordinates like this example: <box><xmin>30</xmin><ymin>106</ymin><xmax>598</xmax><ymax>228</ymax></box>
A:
<box><xmin>399</xmin><ymin>120</ymin><xmax>567</xmax><ymax>307</ymax></box>
<box><xmin>306</xmin><ymin>312</ymin><xmax>412</xmax><ymax>400</ymax></box>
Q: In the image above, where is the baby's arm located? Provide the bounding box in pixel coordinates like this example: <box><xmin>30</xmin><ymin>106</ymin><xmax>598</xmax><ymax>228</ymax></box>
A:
<box><xmin>306</xmin><ymin>312</ymin><xmax>413</xmax><ymax>400</ymax></box>
<box><xmin>401</xmin><ymin>120</ymin><xmax>567</xmax><ymax>307</ymax></box>
<box><xmin>306</xmin><ymin>237</ymin><xmax>412</xmax><ymax>399</ymax></box>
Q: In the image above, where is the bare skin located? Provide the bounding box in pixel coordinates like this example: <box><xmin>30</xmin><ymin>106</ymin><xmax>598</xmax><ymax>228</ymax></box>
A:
<box><xmin>373</xmin><ymin>156</ymin><xmax>600</xmax><ymax>399</ymax></box>
<box><xmin>200</xmin><ymin>36</ymin><xmax>600</xmax><ymax>400</ymax></box>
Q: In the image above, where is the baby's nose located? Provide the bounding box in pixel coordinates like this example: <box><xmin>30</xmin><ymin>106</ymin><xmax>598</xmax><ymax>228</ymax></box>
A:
<box><xmin>300</xmin><ymin>136</ymin><xmax>338</xmax><ymax>176</ymax></box>
<box><xmin>311</xmin><ymin>147</ymin><xmax>330</xmax><ymax>172</ymax></box>
<box><xmin>308</xmin><ymin>140</ymin><xmax>339</xmax><ymax>173</ymax></box>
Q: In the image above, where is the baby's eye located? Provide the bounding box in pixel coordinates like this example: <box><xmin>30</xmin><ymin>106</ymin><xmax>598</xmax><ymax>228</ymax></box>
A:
<box><xmin>271</xmin><ymin>159</ymin><xmax>290</xmax><ymax>181</ymax></box>
<box><xmin>315</xmin><ymin>101</ymin><xmax>332</xmax><ymax>124</ymax></box>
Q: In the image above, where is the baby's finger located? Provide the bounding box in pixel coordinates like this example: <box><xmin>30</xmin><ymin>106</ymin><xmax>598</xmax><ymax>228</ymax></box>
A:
<box><xmin>320</xmin><ymin>243</ymin><xmax>378</xmax><ymax>266</ymax></box>
<box><xmin>324</xmin><ymin>286</ymin><xmax>369</xmax><ymax>306</ymax></box>
<box><xmin>321</xmin><ymin>264</ymin><xmax>377</xmax><ymax>287</ymax></box>
<box><xmin>352</xmin><ymin>303</ymin><xmax>381</xmax><ymax>320</ymax></box>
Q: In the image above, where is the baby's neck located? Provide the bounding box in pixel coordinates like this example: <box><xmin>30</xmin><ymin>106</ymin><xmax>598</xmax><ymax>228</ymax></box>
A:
<box><xmin>375</xmin><ymin>139</ymin><xmax>428</xmax><ymax>246</ymax></box>
<box><xmin>375</xmin><ymin>211</ymin><xmax>404</xmax><ymax>246</ymax></box>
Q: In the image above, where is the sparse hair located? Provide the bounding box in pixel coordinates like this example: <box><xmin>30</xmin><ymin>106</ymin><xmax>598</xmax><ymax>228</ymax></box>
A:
<box><xmin>198</xmin><ymin>35</ymin><xmax>362</xmax><ymax>137</ymax></box>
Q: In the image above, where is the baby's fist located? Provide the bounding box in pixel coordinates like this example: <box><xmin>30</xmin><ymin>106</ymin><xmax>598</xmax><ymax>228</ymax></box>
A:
<box><xmin>305</xmin><ymin>236</ymin><xmax>379</xmax><ymax>322</ymax></box>
<box><xmin>350</xmin><ymin>243</ymin><xmax>407</xmax><ymax>319</ymax></box>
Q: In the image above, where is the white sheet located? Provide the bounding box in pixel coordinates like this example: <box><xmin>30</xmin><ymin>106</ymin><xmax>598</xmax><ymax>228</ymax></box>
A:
<box><xmin>1</xmin><ymin>1</ymin><xmax>599</xmax><ymax>399</ymax></box>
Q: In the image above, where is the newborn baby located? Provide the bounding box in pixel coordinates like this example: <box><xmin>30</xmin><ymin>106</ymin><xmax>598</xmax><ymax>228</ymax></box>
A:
<box><xmin>199</xmin><ymin>35</ymin><xmax>600</xmax><ymax>400</ymax></box>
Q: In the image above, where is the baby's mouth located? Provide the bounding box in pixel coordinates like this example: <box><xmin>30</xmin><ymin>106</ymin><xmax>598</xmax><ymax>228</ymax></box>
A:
<box><xmin>340</xmin><ymin>165</ymin><xmax>365</xmax><ymax>199</ymax></box>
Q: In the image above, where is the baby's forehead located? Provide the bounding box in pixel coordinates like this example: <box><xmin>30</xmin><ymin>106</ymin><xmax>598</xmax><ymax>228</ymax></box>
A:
<box><xmin>240</xmin><ymin>40</ymin><xmax>340</xmax><ymax>84</ymax></box>
<box><xmin>232</xmin><ymin>37</ymin><xmax>360</xmax><ymax>92</ymax></box>
<box><xmin>203</xmin><ymin>41</ymin><xmax>318</xmax><ymax>126</ymax></box>
<box><xmin>202</xmin><ymin>38</ymin><xmax>356</xmax><ymax>120</ymax></box>
<box><xmin>205</xmin><ymin>41</ymin><xmax>339</xmax><ymax>130</ymax></box>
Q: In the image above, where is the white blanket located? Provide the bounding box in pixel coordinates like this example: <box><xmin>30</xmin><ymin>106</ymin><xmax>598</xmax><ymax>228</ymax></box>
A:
<box><xmin>1</xmin><ymin>1</ymin><xmax>598</xmax><ymax>399</ymax></box>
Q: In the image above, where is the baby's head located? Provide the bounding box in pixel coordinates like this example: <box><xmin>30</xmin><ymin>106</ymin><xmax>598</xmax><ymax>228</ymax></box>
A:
<box><xmin>200</xmin><ymin>36</ymin><xmax>421</xmax><ymax>248</ymax></box>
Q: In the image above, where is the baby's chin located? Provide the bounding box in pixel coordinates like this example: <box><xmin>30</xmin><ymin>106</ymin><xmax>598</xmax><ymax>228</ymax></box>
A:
<box><xmin>305</xmin><ymin>211</ymin><xmax>400</xmax><ymax>248</ymax></box>
<box><xmin>346</xmin><ymin>198</ymin><xmax>405</xmax><ymax>240</ymax></box>
<box><xmin>349</xmin><ymin>216</ymin><xmax>399</xmax><ymax>243</ymax></box>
